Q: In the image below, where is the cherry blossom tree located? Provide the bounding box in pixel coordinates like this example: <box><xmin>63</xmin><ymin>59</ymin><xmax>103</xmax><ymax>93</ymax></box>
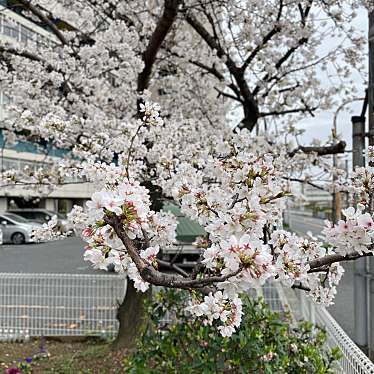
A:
<box><xmin>0</xmin><ymin>0</ymin><xmax>372</xmax><ymax>349</ymax></box>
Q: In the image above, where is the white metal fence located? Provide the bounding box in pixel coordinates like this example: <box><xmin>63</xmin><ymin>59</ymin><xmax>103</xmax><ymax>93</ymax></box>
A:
<box><xmin>1</xmin><ymin>272</ymin><xmax>374</xmax><ymax>373</ymax></box>
<box><xmin>258</xmin><ymin>284</ymin><xmax>374</xmax><ymax>373</ymax></box>
<box><xmin>296</xmin><ymin>291</ymin><xmax>374</xmax><ymax>374</ymax></box>
<box><xmin>0</xmin><ymin>273</ymin><xmax>127</xmax><ymax>339</ymax></box>
<box><xmin>257</xmin><ymin>282</ymin><xmax>285</xmax><ymax>313</ymax></box>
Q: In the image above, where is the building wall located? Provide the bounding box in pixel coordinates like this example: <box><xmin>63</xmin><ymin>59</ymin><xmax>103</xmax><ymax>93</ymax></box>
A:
<box><xmin>0</xmin><ymin>6</ymin><xmax>93</xmax><ymax>213</ymax></box>
<box><xmin>301</xmin><ymin>184</ymin><xmax>332</xmax><ymax>207</ymax></box>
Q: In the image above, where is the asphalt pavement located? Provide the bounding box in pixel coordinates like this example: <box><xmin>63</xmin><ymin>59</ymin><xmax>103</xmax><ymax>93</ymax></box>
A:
<box><xmin>287</xmin><ymin>212</ymin><xmax>325</xmax><ymax>238</ymax></box>
<box><xmin>0</xmin><ymin>237</ymin><xmax>98</xmax><ymax>274</ymax></box>
<box><xmin>288</xmin><ymin>211</ymin><xmax>355</xmax><ymax>338</ymax></box>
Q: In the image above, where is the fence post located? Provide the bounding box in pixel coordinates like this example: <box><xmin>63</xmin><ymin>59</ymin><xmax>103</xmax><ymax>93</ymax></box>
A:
<box><xmin>309</xmin><ymin>301</ymin><xmax>316</xmax><ymax>325</ymax></box>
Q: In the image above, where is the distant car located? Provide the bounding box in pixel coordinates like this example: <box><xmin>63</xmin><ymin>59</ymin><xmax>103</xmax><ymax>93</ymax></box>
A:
<box><xmin>0</xmin><ymin>213</ymin><xmax>41</xmax><ymax>244</ymax></box>
<box><xmin>6</xmin><ymin>209</ymin><xmax>70</xmax><ymax>233</ymax></box>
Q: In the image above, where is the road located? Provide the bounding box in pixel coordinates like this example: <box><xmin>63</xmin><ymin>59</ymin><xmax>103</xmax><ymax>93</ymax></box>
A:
<box><xmin>0</xmin><ymin>218</ymin><xmax>355</xmax><ymax>338</ymax></box>
<box><xmin>288</xmin><ymin>211</ymin><xmax>355</xmax><ymax>338</ymax></box>
<box><xmin>0</xmin><ymin>237</ymin><xmax>98</xmax><ymax>274</ymax></box>
<box><xmin>287</xmin><ymin>212</ymin><xmax>325</xmax><ymax>238</ymax></box>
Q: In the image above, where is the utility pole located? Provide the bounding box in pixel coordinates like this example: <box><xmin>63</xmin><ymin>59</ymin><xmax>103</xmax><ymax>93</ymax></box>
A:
<box><xmin>368</xmin><ymin>10</ymin><xmax>374</xmax><ymax>359</ymax></box>
<box><xmin>331</xmin><ymin>127</ymin><xmax>341</xmax><ymax>223</ymax></box>
<box><xmin>369</xmin><ymin>12</ymin><xmax>374</xmax><ymax>145</ymax></box>
<box><xmin>332</xmin><ymin>111</ymin><xmax>339</xmax><ymax>224</ymax></box>
<box><xmin>331</xmin><ymin>167</ymin><xmax>341</xmax><ymax>222</ymax></box>
<box><xmin>331</xmin><ymin>99</ymin><xmax>365</xmax><ymax>222</ymax></box>
<box><xmin>352</xmin><ymin>12</ymin><xmax>374</xmax><ymax>358</ymax></box>
<box><xmin>352</xmin><ymin>115</ymin><xmax>368</xmax><ymax>353</ymax></box>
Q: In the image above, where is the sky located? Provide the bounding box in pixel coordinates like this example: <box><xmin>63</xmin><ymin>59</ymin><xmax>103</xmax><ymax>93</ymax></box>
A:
<box><xmin>297</xmin><ymin>8</ymin><xmax>369</xmax><ymax>155</ymax></box>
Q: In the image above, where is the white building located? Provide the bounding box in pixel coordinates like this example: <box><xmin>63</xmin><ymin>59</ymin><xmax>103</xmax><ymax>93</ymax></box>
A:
<box><xmin>0</xmin><ymin>3</ymin><xmax>94</xmax><ymax>213</ymax></box>
<box><xmin>301</xmin><ymin>183</ymin><xmax>333</xmax><ymax>207</ymax></box>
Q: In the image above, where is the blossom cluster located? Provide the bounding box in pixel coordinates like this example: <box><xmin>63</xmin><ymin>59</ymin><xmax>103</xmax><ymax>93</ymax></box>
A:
<box><xmin>203</xmin><ymin>235</ymin><xmax>274</xmax><ymax>293</ymax></box>
<box><xmin>323</xmin><ymin>206</ymin><xmax>374</xmax><ymax>255</ymax></box>
<box><xmin>307</xmin><ymin>263</ymin><xmax>345</xmax><ymax>306</ymax></box>
<box><xmin>270</xmin><ymin>230</ymin><xmax>344</xmax><ymax>305</ymax></box>
<box><xmin>76</xmin><ymin>146</ymin><xmax>349</xmax><ymax>334</ymax></box>
<box><xmin>187</xmin><ymin>291</ymin><xmax>243</xmax><ymax>337</ymax></box>
<box><xmin>74</xmin><ymin>179</ymin><xmax>177</xmax><ymax>292</ymax></box>
<box><xmin>32</xmin><ymin>216</ymin><xmax>69</xmax><ymax>242</ymax></box>
<box><xmin>27</xmin><ymin>96</ymin><xmax>374</xmax><ymax>336</ymax></box>
<box><xmin>139</xmin><ymin>102</ymin><xmax>164</xmax><ymax>127</ymax></box>
<box><xmin>0</xmin><ymin>0</ymin><xmax>370</xmax><ymax>340</ymax></box>
<box><xmin>57</xmin><ymin>108</ymin><xmax>361</xmax><ymax>335</ymax></box>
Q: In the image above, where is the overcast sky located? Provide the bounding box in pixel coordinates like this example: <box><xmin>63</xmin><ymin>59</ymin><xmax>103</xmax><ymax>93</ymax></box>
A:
<box><xmin>298</xmin><ymin>8</ymin><xmax>369</xmax><ymax>154</ymax></box>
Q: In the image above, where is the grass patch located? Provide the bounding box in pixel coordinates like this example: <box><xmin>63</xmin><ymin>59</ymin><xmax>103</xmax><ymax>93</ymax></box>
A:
<box><xmin>0</xmin><ymin>338</ymin><xmax>128</xmax><ymax>373</ymax></box>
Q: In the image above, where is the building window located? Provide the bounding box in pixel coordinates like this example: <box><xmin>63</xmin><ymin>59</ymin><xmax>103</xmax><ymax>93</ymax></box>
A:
<box><xmin>3</xmin><ymin>17</ymin><xmax>18</xmax><ymax>39</ymax></box>
<box><xmin>1</xmin><ymin>157</ymin><xmax>41</xmax><ymax>173</ymax></box>
<box><xmin>0</xmin><ymin>14</ymin><xmax>53</xmax><ymax>47</ymax></box>
<box><xmin>20</xmin><ymin>24</ymin><xmax>33</xmax><ymax>44</ymax></box>
<box><xmin>2</xmin><ymin>92</ymin><xmax>11</xmax><ymax>105</ymax></box>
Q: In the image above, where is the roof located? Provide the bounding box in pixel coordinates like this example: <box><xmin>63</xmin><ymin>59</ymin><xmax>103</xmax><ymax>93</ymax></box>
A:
<box><xmin>162</xmin><ymin>203</ymin><xmax>205</xmax><ymax>243</ymax></box>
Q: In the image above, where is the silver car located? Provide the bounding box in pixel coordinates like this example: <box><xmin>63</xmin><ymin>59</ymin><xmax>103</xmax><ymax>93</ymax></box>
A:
<box><xmin>6</xmin><ymin>209</ymin><xmax>70</xmax><ymax>233</ymax></box>
<box><xmin>0</xmin><ymin>213</ymin><xmax>41</xmax><ymax>244</ymax></box>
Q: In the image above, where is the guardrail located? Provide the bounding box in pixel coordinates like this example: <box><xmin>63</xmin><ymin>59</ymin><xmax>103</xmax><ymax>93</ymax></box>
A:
<box><xmin>0</xmin><ymin>273</ymin><xmax>127</xmax><ymax>339</ymax></box>
<box><xmin>296</xmin><ymin>291</ymin><xmax>374</xmax><ymax>374</ymax></box>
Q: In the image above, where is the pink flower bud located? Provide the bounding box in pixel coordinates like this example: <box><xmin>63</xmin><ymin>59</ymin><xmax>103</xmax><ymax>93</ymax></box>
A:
<box><xmin>82</xmin><ymin>228</ymin><xmax>93</xmax><ymax>238</ymax></box>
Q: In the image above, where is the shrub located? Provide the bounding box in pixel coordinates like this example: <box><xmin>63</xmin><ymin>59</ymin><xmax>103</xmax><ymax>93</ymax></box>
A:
<box><xmin>124</xmin><ymin>289</ymin><xmax>340</xmax><ymax>373</ymax></box>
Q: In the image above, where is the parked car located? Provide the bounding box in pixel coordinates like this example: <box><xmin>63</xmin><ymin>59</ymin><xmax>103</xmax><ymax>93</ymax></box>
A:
<box><xmin>6</xmin><ymin>209</ymin><xmax>70</xmax><ymax>233</ymax></box>
<box><xmin>0</xmin><ymin>213</ymin><xmax>41</xmax><ymax>244</ymax></box>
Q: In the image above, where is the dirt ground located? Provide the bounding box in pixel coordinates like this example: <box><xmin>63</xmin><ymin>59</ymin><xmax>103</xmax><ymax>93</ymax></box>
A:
<box><xmin>0</xmin><ymin>338</ymin><xmax>128</xmax><ymax>373</ymax></box>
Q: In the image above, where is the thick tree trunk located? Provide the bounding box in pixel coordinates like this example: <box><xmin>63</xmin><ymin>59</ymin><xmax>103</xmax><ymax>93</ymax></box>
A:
<box><xmin>111</xmin><ymin>280</ymin><xmax>151</xmax><ymax>351</ymax></box>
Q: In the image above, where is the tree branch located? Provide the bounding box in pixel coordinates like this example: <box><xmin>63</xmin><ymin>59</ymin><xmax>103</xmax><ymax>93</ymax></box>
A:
<box><xmin>184</xmin><ymin>11</ymin><xmax>259</xmax><ymax>131</ymax></box>
<box><xmin>0</xmin><ymin>45</ymin><xmax>44</xmax><ymax>63</ymax></box>
<box><xmin>106</xmin><ymin>214</ymin><xmax>242</xmax><ymax>292</ymax></box>
<box><xmin>137</xmin><ymin>0</ymin><xmax>181</xmax><ymax>93</ymax></box>
<box><xmin>253</xmin><ymin>1</ymin><xmax>313</xmax><ymax>96</ymax></box>
<box><xmin>292</xmin><ymin>283</ymin><xmax>311</xmax><ymax>292</ymax></box>
<box><xmin>214</xmin><ymin>87</ymin><xmax>243</xmax><ymax>102</ymax></box>
<box><xmin>260</xmin><ymin>106</ymin><xmax>318</xmax><ymax>118</ymax></box>
<box><xmin>240</xmin><ymin>0</ymin><xmax>283</xmax><ymax>72</ymax></box>
<box><xmin>308</xmin><ymin>251</ymin><xmax>373</xmax><ymax>271</ymax></box>
<box><xmin>288</xmin><ymin>141</ymin><xmax>346</xmax><ymax>157</ymax></box>
<box><xmin>282</xmin><ymin>177</ymin><xmax>326</xmax><ymax>191</ymax></box>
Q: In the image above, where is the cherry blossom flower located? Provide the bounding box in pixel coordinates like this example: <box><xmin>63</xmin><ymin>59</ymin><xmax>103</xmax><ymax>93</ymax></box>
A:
<box><xmin>140</xmin><ymin>246</ymin><xmax>160</xmax><ymax>265</ymax></box>
<box><xmin>85</xmin><ymin>192</ymin><xmax>108</xmax><ymax>220</ymax></box>
<box><xmin>83</xmin><ymin>248</ymin><xmax>107</xmax><ymax>270</ymax></box>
